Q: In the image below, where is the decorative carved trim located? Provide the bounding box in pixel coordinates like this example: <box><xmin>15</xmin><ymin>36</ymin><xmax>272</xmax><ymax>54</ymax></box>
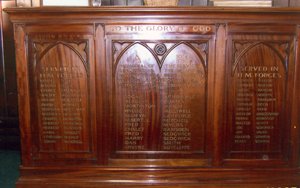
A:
<box><xmin>113</xmin><ymin>40</ymin><xmax>208</xmax><ymax>72</ymax></box>
<box><xmin>113</xmin><ymin>42</ymin><xmax>132</xmax><ymax>63</ymax></box>
<box><xmin>232</xmin><ymin>41</ymin><xmax>290</xmax><ymax>74</ymax></box>
<box><xmin>33</xmin><ymin>41</ymin><xmax>89</xmax><ymax>74</ymax></box>
<box><xmin>154</xmin><ymin>43</ymin><xmax>167</xmax><ymax>56</ymax></box>
<box><xmin>191</xmin><ymin>42</ymin><xmax>208</xmax><ymax>66</ymax></box>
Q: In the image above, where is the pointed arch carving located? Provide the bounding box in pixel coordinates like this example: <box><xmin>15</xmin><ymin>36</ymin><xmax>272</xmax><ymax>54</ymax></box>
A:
<box><xmin>34</xmin><ymin>41</ymin><xmax>89</xmax><ymax>74</ymax></box>
<box><xmin>232</xmin><ymin>41</ymin><xmax>289</xmax><ymax>74</ymax></box>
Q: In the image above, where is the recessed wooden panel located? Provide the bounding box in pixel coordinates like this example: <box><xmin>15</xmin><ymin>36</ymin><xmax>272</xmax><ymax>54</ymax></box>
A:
<box><xmin>36</xmin><ymin>43</ymin><xmax>90</xmax><ymax>151</ymax></box>
<box><xmin>28</xmin><ymin>33</ymin><xmax>96</xmax><ymax>161</ymax></box>
<box><xmin>160</xmin><ymin>43</ymin><xmax>206</xmax><ymax>152</ymax></box>
<box><xmin>114</xmin><ymin>43</ymin><xmax>160</xmax><ymax>152</ymax></box>
<box><xmin>112</xmin><ymin>39</ymin><xmax>210</xmax><ymax>159</ymax></box>
<box><xmin>225</xmin><ymin>34</ymin><xmax>294</xmax><ymax>161</ymax></box>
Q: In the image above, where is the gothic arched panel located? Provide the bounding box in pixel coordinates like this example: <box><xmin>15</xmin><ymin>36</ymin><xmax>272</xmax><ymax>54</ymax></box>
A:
<box><xmin>114</xmin><ymin>43</ymin><xmax>160</xmax><ymax>152</ymax></box>
<box><xmin>227</xmin><ymin>40</ymin><xmax>290</xmax><ymax>160</ymax></box>
<box><xmin>160</xmin><ymin>43</ymin><xmax>207</xmax><ymax>153</ymax></box>
<box><xmin>33</xmin><ymin>43</ymin><xmax>92</xmax><ymax>153</ymax></box>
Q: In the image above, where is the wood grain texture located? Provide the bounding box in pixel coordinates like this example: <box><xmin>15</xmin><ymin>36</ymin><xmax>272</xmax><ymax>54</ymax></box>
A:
<box><xmin>16</xmin><ymin>167</ymin><xmax>300</xmax><ymax>187</ymax></box>
<box><xmin>5</xmin><ymin>7</ymin><xmax>300</xmax><ymax>187</ymax></box>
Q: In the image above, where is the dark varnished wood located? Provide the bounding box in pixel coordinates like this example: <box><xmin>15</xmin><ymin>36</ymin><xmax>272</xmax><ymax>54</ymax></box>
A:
<box><xmin>5</xmin><ymin>7</ymin><xmax>300</xmax><ymax>187</ymax></box>
<box><xmin>224</xmin><ymin>24</ymin><xmax>295</xmax><ymax>166</ymax></box>
<box><xmin>0</xmin><ymin>0</ymin><xmax>19</xmax><ymax>150</ymax></box>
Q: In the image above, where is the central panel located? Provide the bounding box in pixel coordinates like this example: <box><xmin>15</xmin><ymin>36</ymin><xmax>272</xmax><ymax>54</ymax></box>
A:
<box><xmin>115</xmin><ymin>42</ymin><xmax>207</xmax><ymax>153</ymax></box>
<box><xmin>104</xmin><ymin>24</ymin><xmax>215</xmax><ymax>163</ymax></box>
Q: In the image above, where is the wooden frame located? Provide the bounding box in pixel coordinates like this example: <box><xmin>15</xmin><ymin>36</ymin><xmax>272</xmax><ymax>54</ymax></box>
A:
<box><xmin>5</xmin><ymin>7</ymin><xmax>300</xmax><ymax>187</ymax></box>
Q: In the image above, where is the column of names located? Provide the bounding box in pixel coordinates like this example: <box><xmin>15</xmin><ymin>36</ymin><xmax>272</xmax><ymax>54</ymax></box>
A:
<box><xmin>38</xmin><ymin>65</ymin><xmax>85</xmax><ymax>146</ymax></box>
<box><xmin>233</xmin><ymin>66</ymin><xmax>281</xmax><ymax>146</ymax></box>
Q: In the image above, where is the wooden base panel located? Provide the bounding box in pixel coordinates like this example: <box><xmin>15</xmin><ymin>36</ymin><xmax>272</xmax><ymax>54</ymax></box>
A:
<box><xmin>16</xmin><ymin>167</ymin><xmax>300</xmax><ymax>188</ymax></box>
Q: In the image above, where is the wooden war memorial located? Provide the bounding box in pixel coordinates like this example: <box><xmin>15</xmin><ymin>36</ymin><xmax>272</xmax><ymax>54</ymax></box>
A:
<box><xmin>5</xmin><ymin>6</ymin><xmax>300</xmax><ymax>187</ymax></box>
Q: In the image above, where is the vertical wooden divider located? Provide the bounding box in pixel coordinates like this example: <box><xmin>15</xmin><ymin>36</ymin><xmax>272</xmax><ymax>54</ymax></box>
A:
<box><xmin>213</xmin><ymin>24</ymin><xmax>226</xmax><ymax>166</ymax></box>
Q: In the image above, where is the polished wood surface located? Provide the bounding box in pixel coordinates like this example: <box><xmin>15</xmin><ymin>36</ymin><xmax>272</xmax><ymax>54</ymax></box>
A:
<box><xmin>5</xmin><ymin>7</ymin><xmax>300</xmax><ymax>187</ymax></box>
<box><xmin>0</xmin><ymin>0</ymin><xmax>19</xmax><ymax>150</ymax></box>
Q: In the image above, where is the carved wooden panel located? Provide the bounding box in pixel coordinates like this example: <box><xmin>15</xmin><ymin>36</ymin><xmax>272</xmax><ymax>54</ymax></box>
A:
<box><xmin>113</xmin><ymin>41</ymin><xmax>208</xmax><ymax>156</ymax></box>
<box><xmin>6</xmin><ymin>7</ymin><xmax>300</xmax><ymax>187</ymax></box>
<box><xmin>27</xmin><ymin>32</ymin><xmax>96</xmax><ymax>162</ymax></box>
<box><xmin>225</xmin><ymin>30</ymin><xmax>295</xmax><ymax>163</ymax></box>
<box><xmin>104</xmin><ymin>24</ymin><xmax>215</xmax><ymax>163</ymax></box>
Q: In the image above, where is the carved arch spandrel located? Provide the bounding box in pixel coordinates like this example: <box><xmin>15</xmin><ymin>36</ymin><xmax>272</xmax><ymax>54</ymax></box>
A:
<box><xmin>191</xmin><ymin>42</ymin><xmax>208</xmax><ymax>66</ymax></box>
<box><xmin>33</xmin><ymin>41</ymin><xmax>89</xmax><ymax>74</ymax></box>
<box><xmin>161</xmin><ymin>42</ymin><xmax>208</xmax><ymax>75</ymax></box>
<box><xmin>113</xmin><ymin>41</ymin><xmax>208</xmax><ymax>71</ymax></box>
<box><xmin>113</xmin><ymin>42</ymin><xmax>132</xmax><ymax>63</ymax></box>
<box><xmin>232</xmin><ymin>41</ymin><xmax>290</xmax><ymax>74</ymax></box>
<box><xmin>113</xmin><ymin>41</ymin><xmax>161</xmax><ymax>69</ymax></box>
